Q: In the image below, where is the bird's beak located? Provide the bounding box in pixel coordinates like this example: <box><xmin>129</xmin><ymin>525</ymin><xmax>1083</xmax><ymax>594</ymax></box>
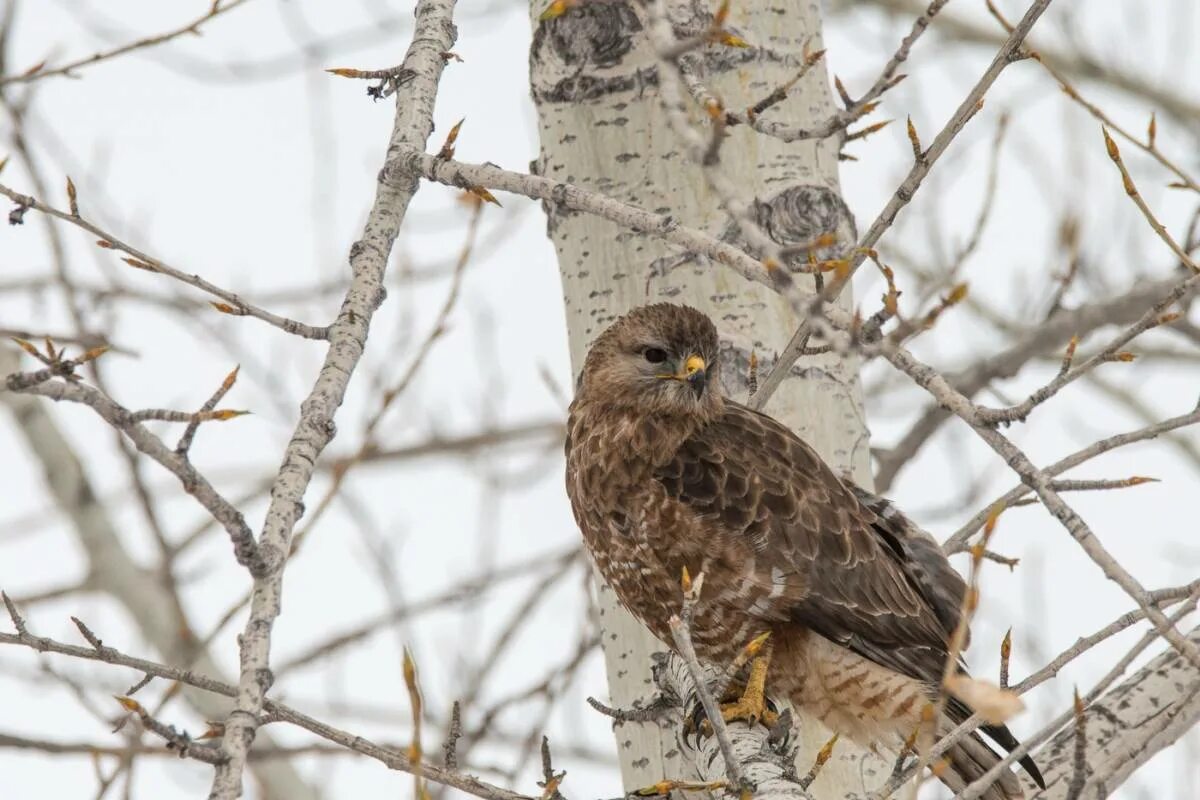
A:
<box><xmin>683</xmin><ymin>354</ymin><xmax>706</xmax><ymax>398</ymax></box>
<box><xmin>655</xmin><ymin>355</ymin><xmax>707</xmax><ymax>397</ymax></box>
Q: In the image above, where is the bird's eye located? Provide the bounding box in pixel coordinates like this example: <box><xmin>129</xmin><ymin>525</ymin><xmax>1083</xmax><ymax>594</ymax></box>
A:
<box><xmin>643</xmin><ymin>347</ymin><xmax>668</xmax><ymax>364</ymax></box>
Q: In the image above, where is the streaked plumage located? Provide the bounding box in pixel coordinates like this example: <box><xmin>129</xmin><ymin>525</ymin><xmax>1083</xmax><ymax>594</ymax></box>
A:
<box><xmin>565</xmin><ymin>304</ymin><xmax>1043</xmax><ymax>799</ymax></box>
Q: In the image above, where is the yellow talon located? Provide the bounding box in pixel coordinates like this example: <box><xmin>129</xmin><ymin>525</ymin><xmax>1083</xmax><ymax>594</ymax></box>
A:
<box><xmin>720</xmin><ymin>638</ymin><xmax>778</xmax><ymax>728</ymax></box>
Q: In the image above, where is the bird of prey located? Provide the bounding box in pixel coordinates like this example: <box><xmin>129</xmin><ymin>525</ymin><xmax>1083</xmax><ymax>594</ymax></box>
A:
<box><xmin>565</xmin><ymin>303</ymin><xmax>1044</xmax><ymax>799</ymax></box>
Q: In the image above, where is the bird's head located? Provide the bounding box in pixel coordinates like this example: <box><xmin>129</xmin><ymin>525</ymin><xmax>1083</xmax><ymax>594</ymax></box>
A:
<box><xmin>576</xmin><ymin>304</ymin><xmax>722</xmax><ymax>419</ymax></box>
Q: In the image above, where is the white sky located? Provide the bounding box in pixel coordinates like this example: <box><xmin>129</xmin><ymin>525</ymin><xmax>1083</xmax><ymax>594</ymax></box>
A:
<box><xmin>1</xmin><ymin>1</ymin><xmax>1197</xmax><ymax>798</ymax></box>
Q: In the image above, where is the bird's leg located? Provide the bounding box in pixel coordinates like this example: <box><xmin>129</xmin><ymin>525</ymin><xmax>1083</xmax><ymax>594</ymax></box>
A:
<box><xmin>720</xmin><ymin>637</ymin><xmax>778</xmax><ymax>728</ymax></box>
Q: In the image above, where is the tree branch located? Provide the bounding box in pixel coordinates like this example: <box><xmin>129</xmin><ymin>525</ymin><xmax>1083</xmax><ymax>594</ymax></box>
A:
<box><xmin>0</xmin><ymin>609</ymin><xmax>532</xmax><ymax>800</ymax></box>
<box><xmin>0</xmin><ymin>0</ymin><xmax>256</xmax><ymax>87</ymax></box>
<box><xmin>3</xmin><ymin>370</ymin><xmax>266</xmax><ymax>574</ymax></box>
<box><xmin>0</xmin><ymin>181</ymin><xmax>328</xmax><ymax>340</ymax></box>
<box><xmin>207</xmin><ymin>1</ymin><xmax>460</xmax><ymax>795</ymax></box>
<box><xmin>751</xmin><ymin>0</ymin><xmax>1056</xmax><ymax>409</ymax></box>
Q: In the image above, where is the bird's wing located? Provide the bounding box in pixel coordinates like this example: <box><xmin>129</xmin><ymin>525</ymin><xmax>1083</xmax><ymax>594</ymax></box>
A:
<box><xmin>653</xmin><ymin>401</ymin><xmax>960</xmax><ymax>686</ymax></box>
<box><xmin>847</xmin><ymin>484</ymin><xmax>968</xmax><ymax>644</ymax></box>
<box><xmin>651</xmin><ymin>402</ymin><xmax>1046</xmax><ymax>788</ymax></box>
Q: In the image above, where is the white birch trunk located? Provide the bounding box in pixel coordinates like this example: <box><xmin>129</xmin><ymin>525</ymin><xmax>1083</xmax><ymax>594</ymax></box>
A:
<box><xmin>529</xmin><ymin>2</ymin><xmax>886</xmax><ymax>795</ymax></box>
<box><xmin>1030</xmin><ymin>624</ymin><xmax>1200</xmax><ymax>798</ymax></box>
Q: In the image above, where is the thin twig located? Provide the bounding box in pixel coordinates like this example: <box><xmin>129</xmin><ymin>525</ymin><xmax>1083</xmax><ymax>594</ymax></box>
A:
<box><xmin>944</xmin><ymin>404</ymin><xmax>1200</xmax><ymax>553</ymax></box>
<box><xmin>666</xmin><ymin>571</ymin><xmax>749</xmax><ymax>792</ymax></box>
<box><xmin>176</xmin><ymin>365</ymin><xmax>241</xmax><ymax>456</ymax></box>
<box><xmin>0</xmin><ymin>182</ymin><xmax>328</xmax><ymax>339</ymax></box>
<box><xmin>751</xmin><ymin>0</ymin><xmax>1056</xmax><ymax>410</ymax></box>
<box><xmin>0</xmin><ymin>0</ymin><xmax>256</xmax><ymax>87</ymax></box>
<box><xmin>872</xmin><ymin>338</ymin><xmax>1200</xmax><ymax>669</ymax></box>
<box><xmin>0</xmin><ymin>618</ymin><xmax>533</xmax><ymax>800</ymax></box>
<box><xmin>5</xmin><ymin>378</ymin><xmax>265</xmax><ymax>574</ymax></box>
<box><xmin>975</xmin><ymin>274</ymin><xmax>1197</xmax><ymax>424</ymax></box>
<box><xmin>1100</xmin><ymin>128</ymin><xmax>1199</xmax><ymax>273</ymax></box>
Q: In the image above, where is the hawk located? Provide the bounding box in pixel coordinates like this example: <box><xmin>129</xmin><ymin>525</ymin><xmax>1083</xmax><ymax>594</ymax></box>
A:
<box><xmin>565</xmin><ymin>304</ymin><xmax>1044</xmax><ymax>799</ymax></box>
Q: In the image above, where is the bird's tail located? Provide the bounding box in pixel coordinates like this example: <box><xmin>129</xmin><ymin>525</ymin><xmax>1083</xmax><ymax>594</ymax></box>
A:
<box><xmin>935</xmin><ymin>730</ymin><xmax>1026</xmax><ymax>800</ymax></box>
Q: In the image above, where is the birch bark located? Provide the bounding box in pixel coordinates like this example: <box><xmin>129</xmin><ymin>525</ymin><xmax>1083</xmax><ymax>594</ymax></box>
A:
<box><xmin>530</xmin><ymin>1</ymin><xmax>885</xmax><ymax>794</ymax></box>
<box><xmin>1028</xmin><ymin>624</ymin><xmax>1200</xmax><ymax>798</ymax></box>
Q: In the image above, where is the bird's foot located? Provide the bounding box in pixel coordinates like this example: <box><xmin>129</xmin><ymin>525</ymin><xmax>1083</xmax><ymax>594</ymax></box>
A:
<box><xmin>719</xmin><ymin>645</ymin><xmax>778</xmax><ymax>728</ymax></box>
<box><xmin>720</xmin><ymin>682</ymin><xmax>779</xmax><ymax>728</ymax></box>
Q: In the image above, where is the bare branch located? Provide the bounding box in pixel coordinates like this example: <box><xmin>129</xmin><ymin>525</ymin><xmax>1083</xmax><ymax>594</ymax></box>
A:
<box><xmin>0</xmin><ymin>182</ymin><xmax>329</xmax><ymax>339</ymax></box>
<box><xmin>208</xmin><ymin>2</ymin><xmax>460</xmax><ymax>794</ymax></box>
<box><xmin>752</xmin><ymin>0</ymin><xmax>1056</xmax><ymax>409</ymax></box>
<box><xmin>0</xmin><ymin>616</ymin><xmax>533</xmax><ymax>800</ymax></box>
<box><xmin>875</xmin><ymin>273</ymin><xmax>1198</xmax><ymax>490</ymax></box>
<box><xmin>4</xmin><ymin>375</ymin><xmax>265</xmax><ymax>574</ymax></box>
<box><xmin>871</xmin><ymin>338</ymin><xmax>1200</xmax><ymax>669</ymax></box>
<box><xmin>975</xmin><ymin>274</ymin><xmax>1198</xmax><ymax>424</ymax></box>
<box><xmin>0</xmin><ymin>0</ymin><xmax>256</xmax><ymax>87</ymax></box>
<box><xmin>944</xmin><ymin>404</ymin><xmax>1200</xmax><ymax>554</ymax></box>
<box><xmin>1099</xmin><ymin>129</ymin><xmax>1199</xmax><ymax>272</ymax></box>
<box><xmin>838</xmin><ymin>0</ymin><xmax>1200</xmax><ymax>128</ymax></box>
<box><xmin>683</xmin><ymin>0</ymin><xmax>950</xmax><ymax>143</ymax></box>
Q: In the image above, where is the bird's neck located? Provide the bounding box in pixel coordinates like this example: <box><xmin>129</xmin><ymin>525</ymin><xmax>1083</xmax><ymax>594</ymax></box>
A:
<box><xmin>568</xmin><ymin>399</ymin><xmax>705</xmax><ymax>469</ymax></box>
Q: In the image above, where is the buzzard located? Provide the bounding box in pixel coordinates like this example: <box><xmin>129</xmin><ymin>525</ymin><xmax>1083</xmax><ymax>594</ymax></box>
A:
<box><xmin>565</xmin><ymin>304</ymin><xmax>1043</xmax><ymax>799</ymax></box>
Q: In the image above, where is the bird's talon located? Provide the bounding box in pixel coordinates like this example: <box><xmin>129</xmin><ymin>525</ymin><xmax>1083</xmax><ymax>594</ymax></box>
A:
<box><xmin>718</xmin><ymin>643</ymin><xmax>776</xmax><ymax>729</ymax></box>
<box><xmin>720</xmin><ymin>693</ymin><xmax>779</xmax><ymax>728</ymax></box>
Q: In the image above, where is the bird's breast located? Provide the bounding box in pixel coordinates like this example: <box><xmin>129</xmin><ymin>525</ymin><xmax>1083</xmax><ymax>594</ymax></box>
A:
<box><xmin>567</xmin><ymin>407</ymin><xmax>767</xmax><ymax>661</ymax></box>
<box><xmin>581</xmin><ymin>491</ymin><xmax>685</xmax><ymax>641</ymax></box>
<box><xmin>578</xmin><ymin>490</ymin><xmax>771</xmax><ymax>663</ymax></box>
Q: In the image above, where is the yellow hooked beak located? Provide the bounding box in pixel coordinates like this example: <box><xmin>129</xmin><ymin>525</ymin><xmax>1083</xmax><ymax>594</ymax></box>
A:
<box><xmin>657</xmin><ymin>354</ymin><xmax>707</xmax><ymax>397</ymax></box>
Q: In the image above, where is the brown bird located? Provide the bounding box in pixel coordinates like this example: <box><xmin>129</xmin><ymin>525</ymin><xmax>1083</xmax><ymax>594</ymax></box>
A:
<box><xmin>565</xmin><ymin>303</ymin><xmax>1044</xmax><ymax>799</ymax></box>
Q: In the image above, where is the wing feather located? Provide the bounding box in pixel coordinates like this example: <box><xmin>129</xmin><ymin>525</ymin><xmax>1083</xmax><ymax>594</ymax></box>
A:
<box><xmin>653</xmin><ymin>401</ymin><xmax>958</xmax><ymax>685</ymax></box>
